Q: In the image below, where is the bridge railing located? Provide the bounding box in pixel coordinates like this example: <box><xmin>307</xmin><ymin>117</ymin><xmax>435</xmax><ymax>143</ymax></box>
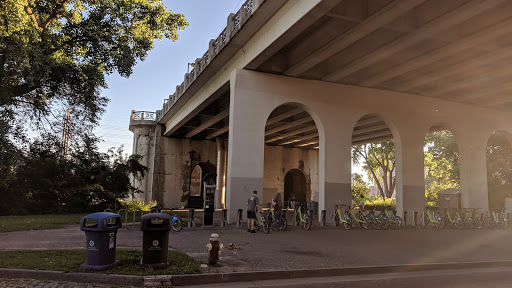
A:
<box><xmin>156</xmin><ymin>0</ymin><xmax>263</xmax><ymax>121</ymax></box>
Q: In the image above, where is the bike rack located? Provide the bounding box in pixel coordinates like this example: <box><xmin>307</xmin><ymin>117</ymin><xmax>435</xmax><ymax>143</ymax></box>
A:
<box><xmin>104</xmin><ymin>208</ymin><xmax>113</xmax><ymax>213</ymax></box>
<box><xmin>221</xmin><ymin>209</ymin><xmax>227</xmax><ymax>227</ymax></box>
<box><xmin>320</xmin><ymin>210</ymin><xmax>326</xmax><ymax>226</ymax></box>
<box><xmin>188</xmin><ymin>209</ymin><xmax>195</xmax><ymax>228</ymax></box>
<box><xmin>403</xmin><ymin>211</ymin><xmax>408</xmax><ymax>226</ymax></box>
<box><xmin>236</xmin><ymin>209</ymin><xmax>243</xmax><ymax>227</ymax></box>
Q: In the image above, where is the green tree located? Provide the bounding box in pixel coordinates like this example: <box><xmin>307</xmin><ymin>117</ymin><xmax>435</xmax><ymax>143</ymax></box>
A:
<box><xmin>352</xmin><ymin>140</ymin><xmax>396</xmax><ymax>198</ymax></box>
<box><xmin>0</xmin><ymin>0</ymin><xmax>188</xmax><ymax>140</ymax></box>
<box><xmin>424</xmin><ymin>130</ymin><xmax>460</xmax><ymax>206</ymax></box>
<box><xmin>486</xmin><ymin>131</ymin><xmax>512</xmax><ymax>208</ymax></box>
<box><xmin>351</xmin><ymin>173</ymin><xmax>370</xmax><ymax>204</ymax></box>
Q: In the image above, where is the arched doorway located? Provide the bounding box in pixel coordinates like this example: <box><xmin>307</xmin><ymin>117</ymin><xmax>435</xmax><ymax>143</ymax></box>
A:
<box><xmin>284</xmin><ymin>169</ymin><xmax>307</xmax><ymax>204</ymax></box>
<box><xmin>263</xmin><ymin>104</ymin><xmax>319</xmax><ymax>207</ymax></box>
<box><xmin>351</xmin><ymin>115</ymin><xmax>395</xmax><ymax>206</ymax></box>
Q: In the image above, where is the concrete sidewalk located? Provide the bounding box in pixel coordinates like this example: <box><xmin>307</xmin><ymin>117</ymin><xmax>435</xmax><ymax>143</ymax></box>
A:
<box><xmin>1</xmin><ymin>223</ymin><xmax>512</xmax><ymax>273</ymax></box>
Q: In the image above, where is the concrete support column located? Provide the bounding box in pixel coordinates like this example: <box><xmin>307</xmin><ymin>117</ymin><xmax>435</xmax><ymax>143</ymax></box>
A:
<box><xmin>215</xmin><ymin>136</ymin><xmax>227</xmax><ymax>209</ymax></box>
<box><xmin>225</xmin><ymin>71</ymin><xmax>266</xmax><ymax>223</ymax></box>
<box><xmin>459</xmin><ymin>133</ymin><xmax>489</xmax><ymax>209</ymax></box>
<box><xmin>395</xmin><ymin>127</ymin><xmax>426</xmax><ymax>225</ymax></box>
<box><xmin>319</xmin><ymin>116</ymin><xmax>353</xmax><ymax>223</ymax></box>
<box><xmin>129</xmin><ymin>123</ymin><xmax>157</xmax><ymax>203</ymax></box>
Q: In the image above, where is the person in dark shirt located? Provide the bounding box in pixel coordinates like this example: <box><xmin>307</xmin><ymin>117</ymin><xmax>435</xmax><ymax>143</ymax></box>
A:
<box><xmin>247</xmin><ymin>190</ymin><xmax>261</xmax><ymax>233</ymax></box>
<box><xmin>272</xmin><ymin>193</ymin><xmax>283</xmax><ymax>229</ymax></box>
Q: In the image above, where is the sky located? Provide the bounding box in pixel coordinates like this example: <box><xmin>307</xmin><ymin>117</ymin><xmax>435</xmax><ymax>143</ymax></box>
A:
<box><xmin>94</xmin><ymin>0</ymin><xmax>245</xmax><ymax>154</ymax></box>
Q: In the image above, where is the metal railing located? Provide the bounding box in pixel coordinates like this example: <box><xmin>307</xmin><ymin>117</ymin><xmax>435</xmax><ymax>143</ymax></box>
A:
<box><xmin>131</xmin><ymin>111</ymin><xmax>156</xmax><ymax>121</ymax></box>
<box><xmin>157</xmin><ymin>0</ymin><xmax>262</xmax><ymax>118</ymax></box>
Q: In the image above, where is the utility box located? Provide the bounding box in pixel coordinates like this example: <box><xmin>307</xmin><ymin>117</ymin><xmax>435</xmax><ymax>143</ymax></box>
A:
<box><xmin>80</xmin><ymin>212</ymin><xmax>122</xmax><ymax>270</ymax></box>
<box><xmin>140</xmin><ymin>213</ymin><xmax>171</xmax><ymax>269</ymax></box>
<box><xmin>437</xmin><ymin>188</ymin><xmax>461</xmax><ymax>209</ymax></box>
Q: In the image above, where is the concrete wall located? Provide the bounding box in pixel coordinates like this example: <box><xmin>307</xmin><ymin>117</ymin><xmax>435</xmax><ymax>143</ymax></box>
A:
<box><xmin>263</xmin><ymin>146</ymin><xmax>319</xmax><ymax>206</ymax></box>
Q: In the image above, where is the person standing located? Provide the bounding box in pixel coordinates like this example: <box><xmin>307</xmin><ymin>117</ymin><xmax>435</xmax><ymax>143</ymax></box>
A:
<box><xmin>247</xmin><ymin>190</ymin><xmax>261</xmax><ymax>233</ymax></box>
<box><xmin>272</xmin><ymin>193</ymin><xmax>283</xmax><ymax>229</ymax></box>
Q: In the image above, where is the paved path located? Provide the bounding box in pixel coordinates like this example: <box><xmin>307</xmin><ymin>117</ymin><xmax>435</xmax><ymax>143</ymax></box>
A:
<box><xmin>1</xmin><ymin>222</ymin><xmax>512</xmax><ymax>274</ymax></box>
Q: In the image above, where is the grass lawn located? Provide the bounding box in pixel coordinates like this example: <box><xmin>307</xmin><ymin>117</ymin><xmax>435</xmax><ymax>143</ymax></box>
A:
<box><xmin>0</xmin><ymin>249</ymin><xmax>200</xmax><ymax>275</ymax></box>
<box><xmin>0</xmin><ymin>214</ymin><xmax>88</xmax><ymax>233</ymax></box>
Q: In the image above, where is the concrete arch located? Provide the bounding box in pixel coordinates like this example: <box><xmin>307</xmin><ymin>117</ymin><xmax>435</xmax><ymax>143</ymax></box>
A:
<box><xmin>263</xmin><ymin>103</ymin><xmax>319</xmax><ymax>208</ymax></box>
<box><xmin>263</xmin><ymin>101</ymin><xmax>326</xmax><ymax>145</ymax></box>
<box><xmin>350</xmin><ymin>114</ymin><xmax>398</xmax><ymax>201</ymax></box>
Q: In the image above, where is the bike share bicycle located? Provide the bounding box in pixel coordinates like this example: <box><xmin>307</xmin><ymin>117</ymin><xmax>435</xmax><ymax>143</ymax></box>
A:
<box><xmin>294</xmin><ymin>203</ymin><xmax>312</xmax><ymax>230</ymax></box>
<box><xmin>266</xmin><ymin>203</ymin><xmax>287</xmax><ymax>231</ymax></box>
<box><xmin>332</xmin><ymin>202</ymin><xmax>352</xmax><ymax>229</ymax></box>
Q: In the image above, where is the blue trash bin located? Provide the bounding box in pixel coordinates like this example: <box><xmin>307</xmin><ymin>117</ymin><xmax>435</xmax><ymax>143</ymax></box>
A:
<box><xmin>80</xmin><ymin>212</ymin><xmax>122</xmax><ymax>270</ymax></box>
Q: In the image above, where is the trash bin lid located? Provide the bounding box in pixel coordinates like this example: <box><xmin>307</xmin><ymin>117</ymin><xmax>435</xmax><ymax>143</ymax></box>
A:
<box><xmin>141</xmin><ymin>213</ymin><xmax>171</xmax><ymax>231</ymax></box>
<box><xmin>80</xmin><ymin>212</ymin><xmax>122</xmax><ymax>231</ymax></box>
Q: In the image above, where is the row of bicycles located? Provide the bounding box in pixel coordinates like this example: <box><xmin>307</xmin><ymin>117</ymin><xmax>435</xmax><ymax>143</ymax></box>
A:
<box><xmin>331</xmin><ymin>203</ymin><xmax>403</xmax><ymax>230</ymax></box>
<box><xmin>418</xmin><ymin>207</ymin><xmax>509</xmax><ymax>230</ymax></box>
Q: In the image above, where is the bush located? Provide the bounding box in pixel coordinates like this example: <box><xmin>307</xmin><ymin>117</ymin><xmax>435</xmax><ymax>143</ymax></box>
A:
<box><xmin>119</xmin><ymin>199</ymin><xmax>158</xmax><ymax>212</ymax></box>
<box><xmin>364</xmin><ymin>197</ymin><xmax>396</xmax><ymax>209</ymax></box>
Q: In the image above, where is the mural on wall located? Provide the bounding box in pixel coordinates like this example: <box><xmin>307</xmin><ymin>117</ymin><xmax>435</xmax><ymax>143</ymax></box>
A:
<box><xmin>180</xmin><ymin>150</ymin><xmax>202</xmax><ymax>203</ymax></box>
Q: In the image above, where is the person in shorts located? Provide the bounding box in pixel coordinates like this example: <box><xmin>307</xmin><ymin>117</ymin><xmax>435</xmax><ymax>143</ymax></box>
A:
<box><xmin>247</xmin><ymin>190</ymin><xmax>261</xmax><ymax>233</ymax></box>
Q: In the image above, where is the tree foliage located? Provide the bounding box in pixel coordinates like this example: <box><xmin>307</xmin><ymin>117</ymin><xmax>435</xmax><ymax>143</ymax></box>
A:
<box><xmin>0</xmin><ymin>0</ymin><xmax>188</xmax><ymax>139</ymax></box>
<box><xmin>423</xmin><ymin>130</ymin><xmax>460</xmax><ymax>206</ymax></box>
<box><xmin>0</xmin><ymin>133</ymin><xmax>147</xmax><ymax>215</ymax></box>
<box><xmin>486</xmin><ymin>131</ymin><xmax>512</xmax><ymax>208</ymax></box>
<box><xmin>352</xmin><ymin>140</ymin><xmax>396</xmax><ymax>198</ymax></box>
<box><xmin>351</xmin><ymin>173</ymin><xmax>370</xmax><ymax>201</ymax></box>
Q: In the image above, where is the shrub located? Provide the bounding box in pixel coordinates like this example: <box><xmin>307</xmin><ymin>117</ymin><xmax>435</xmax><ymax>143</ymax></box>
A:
<box><xmin>119</xmin><ymin>199</ymin><xmax>158</xmax><ymax>212</ymax></box>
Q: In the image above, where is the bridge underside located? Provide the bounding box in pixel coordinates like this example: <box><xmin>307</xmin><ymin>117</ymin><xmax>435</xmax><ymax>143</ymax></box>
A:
<box><xmin>131</xmin><ymin>0</ymin><xmax>512</xmax><ymax>223</ymax></box>
<box><xmin>167</xmin><ymin>0</ymin><xmax>512</xmax><ymax>147</ymax></box>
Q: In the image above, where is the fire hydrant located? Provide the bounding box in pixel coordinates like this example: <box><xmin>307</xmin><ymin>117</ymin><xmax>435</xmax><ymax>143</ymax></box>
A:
<box><xmin>206</xmin><ymin>233</ymin><xmax>224</xmax><ymax>266</ymax></box>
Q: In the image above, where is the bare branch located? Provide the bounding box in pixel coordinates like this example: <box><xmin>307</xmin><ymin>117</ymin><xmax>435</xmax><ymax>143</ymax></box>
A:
<box><xmin>43</xmin><ymin>0</ymin><xmax>71</xmax><ymax>30</ymax></box>
<box><xmin>23</xmin><ymin>0</ymin><xmax>40</xmax><ymax>30</ymax></box>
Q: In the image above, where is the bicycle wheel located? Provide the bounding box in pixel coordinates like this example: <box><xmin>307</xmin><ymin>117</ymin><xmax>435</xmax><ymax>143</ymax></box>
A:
<box><xmin>263</xmin><ymin>219</ymin><xmax>270</xmax><ymax>234</ymax></box>
<box><xmin>371</xmin><ymin>218</ymin><xmax>382</xmax><ymax>230</ymax></box>
<box><xmin>498</xmin><ymin>216</ymin><xmax>508</xmax><ymax>229</ymax></box>
<box><xmin>434</xmin><ymin>213</ymin><xmax>445</xmax><ymax>229</ymax></box>
<box><xmin>381</xmin><ymin>217</ymin><xmax>390</xmax><ymax>230</ymax></box>
<box><xmin>343</xmin><ymin>215</ymin><xmax>352</xmax><ymax>230</ymax></box>
<box><xmin>484</xmin><ymin>216</ymin><xmax>494</xmax><ymax>229</ymax></box>
<box><xmin>475</xmin><ymin>217</ymin><xmax>484</xmax><ymax>229</ymax></box>
<box><xmin>361</xmin><ymin>217</ymin><xmax>372</xmax><ymax>230</ymax></box>
<box><xmin>172</xmin><ymin>218</ymin><xmax>183</xmax><ymax>232</ymax></box>
<box><xmin>295</xmin><ymin>213</ymin><xmax>300</xmax><ymax>226</ymax></box>
<box><xmin>464</xmin><ymin>218</ymin><xmax>474</xmax><ymax>229</ymax></box>
<box><xmin>334</xmin><ymin>213</ymin><xmax>340</xmax><ymax>226</ymax></box>
<box><xmin>393</xmin><ymin>216</ymin><xmax>403</xmax><ymax>230</ymax></box>
<box><xmin>279</xmin><ymin>215</ymin><xmax>288</xmax><ymax>231</ymax></box>
<box><xmin>454</xmin><ymin>219</ymin><xmax>464</xmax><ymax>230</ymax></box>
<box><xmin>304</xmin><ymin>217</ymin><xmax>312</xmax><ymax>230</ymax></box>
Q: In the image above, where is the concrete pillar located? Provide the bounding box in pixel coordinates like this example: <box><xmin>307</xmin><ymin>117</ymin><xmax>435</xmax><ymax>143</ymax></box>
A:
<box><xmin>225</xmin><ymin>71</ymin><xmax>266</xmax><ymax>223</ymax></box>
<box><xmin>319</xmin><ymin>117</ymin><xmax>352</xmax><ymax>223</ymax></box>
<box><xmin>459</xmin><ymin>133</ymin><xmax>489</xmax><ymax>209</ymax></box>
<box><xmin>395</xmin><ymin>127</ymin><xmax>426</xmax><ymax>225</ymax></box>
<box><xmin>215</xmin><ymin>136</ymin><xmax>227</xmax><ymax>209</ymax></box>
<box><xmin>129</xmin><ymin>123</ymin><xmax>157</xmax><ymax>203</ymax></box>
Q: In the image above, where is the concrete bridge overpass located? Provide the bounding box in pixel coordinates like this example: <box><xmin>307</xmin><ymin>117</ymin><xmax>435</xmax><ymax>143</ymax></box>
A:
<box><xmin>130</xmin><ymin>0</ymin><xmax>512</xmax><ymax>222</ymax></box>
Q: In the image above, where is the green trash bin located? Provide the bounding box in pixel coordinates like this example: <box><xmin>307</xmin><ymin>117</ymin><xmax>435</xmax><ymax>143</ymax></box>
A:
<box><xmin>80</xmin><ymin>212</ymin><xmax>122</xmax><ymax>270</ymax></box>
<box><xmin>141</xmin><ymin>213</ymin><xmax>171</xmax><ymax>268</ymax></box>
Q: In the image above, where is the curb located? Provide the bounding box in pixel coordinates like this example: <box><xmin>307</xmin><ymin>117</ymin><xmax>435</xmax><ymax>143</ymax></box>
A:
<box><xmin>2</xmin><ymin>260</ymin><xmax>512</xmax><ymax>287</ymax></box>
<box><xmin>0</xmin><ymin>269</ymin><xmax>144</xmax><ymax>286</ymax></box>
